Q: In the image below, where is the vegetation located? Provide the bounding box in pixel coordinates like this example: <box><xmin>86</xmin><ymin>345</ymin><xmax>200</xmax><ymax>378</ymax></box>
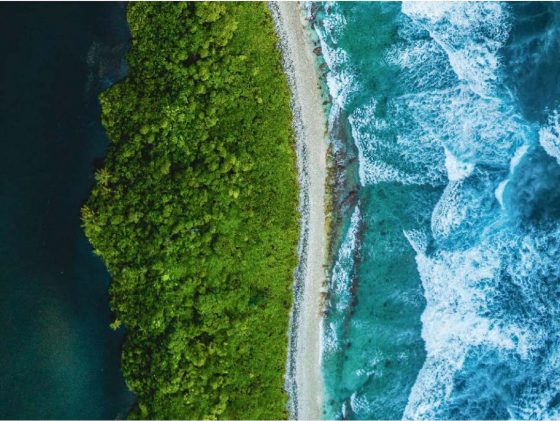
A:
<box><xmin>82</xmin><ymin>2</ymin><xmax>298</xmax><ymax>419</ymax></box>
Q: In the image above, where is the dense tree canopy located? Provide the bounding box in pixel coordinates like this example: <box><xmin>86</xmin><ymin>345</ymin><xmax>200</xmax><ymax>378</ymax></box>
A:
<box><xmin>82</xmin><ymin>2</ymin><xmax>298</xmax><ymax>419</ymax></box>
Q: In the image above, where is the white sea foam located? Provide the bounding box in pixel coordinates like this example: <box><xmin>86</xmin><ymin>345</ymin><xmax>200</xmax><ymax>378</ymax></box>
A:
<box><xmin>404</xmin><ymin>236</ymin><xmax>528</xmax><ymax>419</ymax></box>
<box><xmin>431</xmin><ymin>172</ymin><xmax>504</xmax><ymax>246</ymax></box>
<box><xmin>348</xmin><ymin>96</ymin><xmax>448</xmax><ymax>186</ymax></box>
<box><xmin>385</xmin><ymin>36</ymin><xmax>458</xmax><ymax>92</ymax></box>
<box><xmin>322</xmin><ymin>321</ymin><xmax>339</xmax><ymax>356</ymax></box>
<box><xmin>403</xmin><ymin>86</ymin><xmax>528</xmax><ymax>167</ymax></box>
<box><xmin>314</xmin><ymin>5</ymin><xmax>357</xmax><ymax>110</ymax></box>
<box><xmin>444</xmin><ymin>147</ymin><xmax>474</xmax><ymax>181</ymax></box>
<box><xmin>396</xmin><ymin>4</ymin><xmax>551</xmax><ymax>416</ymax></box>
<box><xmin>319</xmin><ymin>36</ymin><xmax>355</xmax><ymax>110</ymax></box>
<box><xmin>404</xmin><ymin>222</ymin><xmax>560</xmax><ymax>419</ymax></box>
<box><xmin>323</xmin><ymin>204</ymin><xmax>361</xmax><ymax>355</ymax></box>
<box><xmin>539</xmin><ymin>110</ymin><xmax>560</xmax><ymax>165</ymax></box>
<box><xmin>495</xmin><ymin>144</ymin><xmax>529</xmax><ymax>209</ymax></box>
<box><xmin>392</xmin><ymin>6</ymin><xmax>550</xmax><ymax>414</ymax></box>
<box><xmin>355</xmin><ymin>351</ymin><xmax>383</xmax><ymax>379</ymax></box>
<box><xmin>403</xmin><ymin>229</ymin><xmax>428</xmax><ymax>254</ymax></box>
<box><xmin>350</xmin><ymin>391</ymin><xmax>372</xmax><ymax>415</ymax></box>
<box><xmin>401</xmin><ymin>2</ymin><xmax>511</xmax><ymax>97</ymax></box>
<box><xmin>329</xmin><ymin>204</ymin><xmax>361</xmax><ymax>314</ymax></box>
<box><xmin>431</xmin><ymin>181</ymin><xmax>468</xmax><ymax>241</ymax></box>
<box><xmin>396</xmin><ymin>1</ymin><xmax>534</xmax><ymax>185</ymax></box>
<box><xmin>320</xmin><ymin>1</ymin><xmax>523</xmax><ymax>190</ymax></box>
<box><xmin>495</xmin><ymin>179</ymin><xmax>509</xmax><ymax>209</ymax></box>
<box><xmin>511</xmin><ymin>144</ymin><xmax>530</xmax><ymax>172</ymax></box>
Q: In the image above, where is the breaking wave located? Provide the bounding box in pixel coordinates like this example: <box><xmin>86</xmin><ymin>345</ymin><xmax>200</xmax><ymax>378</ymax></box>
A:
<box><xmin>316</xmin><ymin>1</ymin><xmax>560</xmax><ymax>419</ymax></box>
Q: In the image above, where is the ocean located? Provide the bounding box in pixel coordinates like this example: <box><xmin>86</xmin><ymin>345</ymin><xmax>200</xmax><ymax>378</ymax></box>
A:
<box><xmin>0</xmin><ymin>3</ymin><xmax>134</xmax><ymax>418</ymax></box>
<box><xmin>312</xmin><ymin>2</ymin><xmax>560</xmax><ymax>419</ymax></box>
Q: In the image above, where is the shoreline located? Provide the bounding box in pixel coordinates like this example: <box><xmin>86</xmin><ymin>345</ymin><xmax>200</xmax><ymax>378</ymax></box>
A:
<box><xmin>269</xmin><ymin>2</ymin><xmax>328</xmax><ymax>419</ymax></box>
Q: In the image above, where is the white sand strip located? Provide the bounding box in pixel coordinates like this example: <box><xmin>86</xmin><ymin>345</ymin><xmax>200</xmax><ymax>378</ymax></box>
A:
<box><xmin>269</xmin><ymin>2</ymin><xmax>328</xmax><ymax>419</ymax></box>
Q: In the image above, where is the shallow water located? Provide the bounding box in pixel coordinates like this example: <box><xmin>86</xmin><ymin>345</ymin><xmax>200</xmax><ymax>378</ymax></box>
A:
<box><xmin>314</xmin><ymin>2</ymin><xmax>560</xmax><ymax>419</ymax></box>
<box><xmin>0</xmin><ymin>3</ymin><xmax>134</xmax><ymax>418</ymax></box>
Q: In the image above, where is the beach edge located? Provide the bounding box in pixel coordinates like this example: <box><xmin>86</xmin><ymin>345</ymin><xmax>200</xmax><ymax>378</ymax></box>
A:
<box><xmin>268</xmin><ymin>2</ymin><xmax>328</xmax><ymax>419</ymax></box>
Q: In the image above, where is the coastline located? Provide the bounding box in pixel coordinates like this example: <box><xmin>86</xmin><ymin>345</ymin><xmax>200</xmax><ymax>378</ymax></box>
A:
<box><xmin>269</xmin><ymin>2</ymin><xmax>328</xmax><ymax>419</ymax></box>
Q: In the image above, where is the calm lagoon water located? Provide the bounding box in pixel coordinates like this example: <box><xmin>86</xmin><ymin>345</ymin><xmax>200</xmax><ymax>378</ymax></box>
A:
<box><xmin>0</xmin><ymin>3</ymin><xmax>134</xmax><ymax>418</ymax></box>
<box><xmin>315</xmin><ymin>2</ymin><xmax>560</xmax><ymax>419</ymax></box>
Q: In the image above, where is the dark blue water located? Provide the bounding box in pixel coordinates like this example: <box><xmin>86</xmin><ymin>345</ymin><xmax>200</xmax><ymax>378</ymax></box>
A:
<box><xmin>0</xmin><ymin>3</ymin><xmax>134</xmax><ymax>418</ymax></box>
<box><xmin>314</xmin><ymin>2</ymin><xmax>560</xmax><ymax>419</ymax></box>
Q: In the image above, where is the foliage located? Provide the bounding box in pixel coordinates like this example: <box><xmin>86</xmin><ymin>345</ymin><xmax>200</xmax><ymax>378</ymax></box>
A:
<box><xmin>82</xmin><ymin>2</ymin><xmax>298</xmax><ymax>419</ymax></box>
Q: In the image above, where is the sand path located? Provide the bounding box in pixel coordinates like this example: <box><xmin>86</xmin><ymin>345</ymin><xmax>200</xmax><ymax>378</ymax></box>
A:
<box><xmin>269</xmin><ymin>2</ymin><xmax>328</xmax><ymax>419</ymax></box>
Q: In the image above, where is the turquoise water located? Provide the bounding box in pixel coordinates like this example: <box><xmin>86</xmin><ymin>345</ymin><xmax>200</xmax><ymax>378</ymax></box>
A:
<box><xmin>0</xmin><ymin>4</ymin><xmax>134</xmax><ymax>418</ymax></box>
<box><xmin>314</xmin><ymin>2</ymin><xmax>560</xmax><ymax>419</ymax></box>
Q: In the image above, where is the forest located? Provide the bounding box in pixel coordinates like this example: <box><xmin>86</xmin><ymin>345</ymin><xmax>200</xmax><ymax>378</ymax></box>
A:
<box><xmin>82</xmin><ymin>2</ymin><xmax>298</xmax><ymax>418</ymax></box>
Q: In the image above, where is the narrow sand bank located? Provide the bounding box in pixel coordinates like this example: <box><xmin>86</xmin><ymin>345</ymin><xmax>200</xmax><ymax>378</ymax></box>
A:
<box><xmin>269</xmin><ymin>2</ymin><xmax>328</xmax><ymax>419</ymax></box>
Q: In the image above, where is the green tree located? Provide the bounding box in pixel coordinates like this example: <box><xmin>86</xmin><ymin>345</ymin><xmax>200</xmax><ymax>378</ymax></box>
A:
<box><xmin>83</xmin><ymin>2</ymin><xmax>298</xmax><ymax>419</ymax></box>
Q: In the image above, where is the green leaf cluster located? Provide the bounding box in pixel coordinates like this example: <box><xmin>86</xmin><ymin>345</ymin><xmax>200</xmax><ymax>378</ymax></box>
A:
<box><xmin>82</xmin><ymin>2</ymin><xmax>298</xmax><ymax>419</ymax></box>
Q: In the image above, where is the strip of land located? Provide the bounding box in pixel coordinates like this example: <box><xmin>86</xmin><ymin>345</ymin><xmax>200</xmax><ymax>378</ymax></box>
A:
<box><xmin>270</xmin><ymin>2</ymin><xmax>328</xmax><ymax>419</ymax></box>
<box><xmin>84</xmin><ymin>3</ymin><xmax>300</xmax><ymax>419</ymax></box>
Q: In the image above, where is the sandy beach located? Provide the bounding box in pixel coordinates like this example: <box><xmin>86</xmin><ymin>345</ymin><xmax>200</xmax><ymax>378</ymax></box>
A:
<box><xmin>269</xmin><ymin>2</ymin><xmax>328</xmax><ymax>419</ymax></box>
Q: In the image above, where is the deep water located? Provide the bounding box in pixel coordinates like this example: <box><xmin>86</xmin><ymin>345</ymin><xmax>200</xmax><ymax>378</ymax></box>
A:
<box><xmin>314</xmin><ymin>2</ymin><xmax>560</xmax><ymax>419</ymax></box>
<box><xmin>0</xmin><ymin>3</ymin><xmax>134</xmax><ymax>418</ymax></box>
